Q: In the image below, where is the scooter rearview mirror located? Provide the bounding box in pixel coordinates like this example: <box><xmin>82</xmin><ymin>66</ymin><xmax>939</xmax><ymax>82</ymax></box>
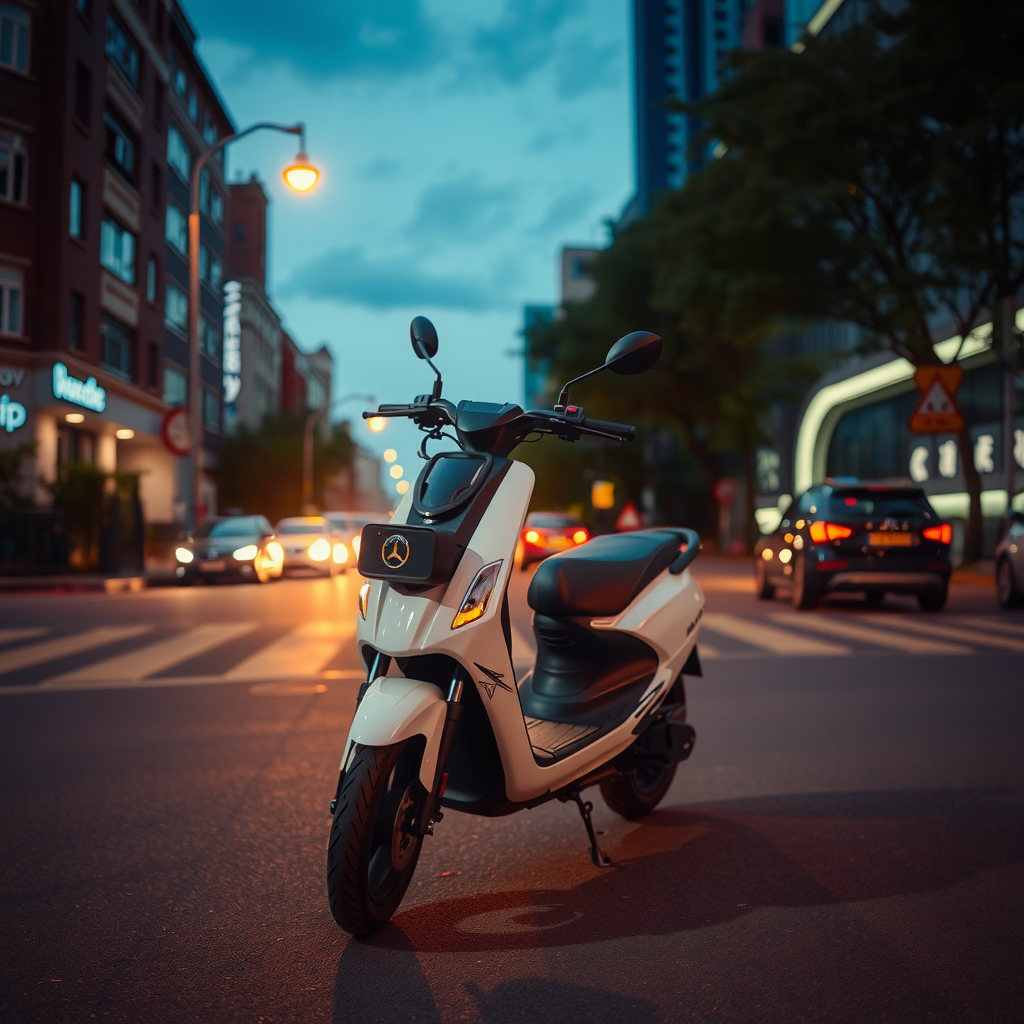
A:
<box><xmin>410</xmin><ymin>316</ymin><xmax>439</xmax><ymax>360</ymax></box>
<box><xmin>604</xmin><ymin>331</ymin><xmax>662</xmax><ymax>375</ymax></box>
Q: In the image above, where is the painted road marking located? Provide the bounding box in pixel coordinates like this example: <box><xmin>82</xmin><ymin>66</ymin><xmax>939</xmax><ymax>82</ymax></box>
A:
<box><xmin>947</xmin><ymin>616</ymin><xmax>1024</xmax><ymax>637</ymax></box>
<box><xmin>770</xmin><ymin>614</ymin><xmax>974</xmax><ymax>655</ymax></box>
<box><xmin>224</xmin><ymin>619</ymin><xmax>356</xmax><ymax>680</ymax></box>
<box><xmin>702</xmin><ymin>613</ymin><xmax>849</xmax><ymax>656</ymax></box>
<box><xmin>46</xmin><ymin>623</ymin><xmax>257</xmax><ymax>684</ymax></box>
<box><xmin>0</xmin><ymin>628</ymin><xmax>48</xmax><ymax>646</ymax></box>
<box><xmin>0</xmin><ymin>626</ymin><xmax>152</xmax><ymax>676</ymax></box>
<box><xmin>867</xmin><ymin>616</ymin><xmax>1024</xmax><ymax>653</ymax></box>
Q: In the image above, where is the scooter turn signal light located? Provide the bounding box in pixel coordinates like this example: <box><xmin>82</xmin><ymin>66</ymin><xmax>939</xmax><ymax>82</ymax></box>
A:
<box><xmin>922</xmin><ymin>524</ymin><xmax>952</xmax><ymax>544</ymax></box>
<box><xmin>452</xmin><ymin>560</ymin><xmax>503</xmax><ymax>629</ymax></box>
<box><xmin>358</xmin><ymin>581</ymin><xmax>371</xmax><ymax>619</ymax></box>
<box><xmin>808</xmin><ymin>521</ymin><xmax>853</xmax><ymax>543</ymax></box>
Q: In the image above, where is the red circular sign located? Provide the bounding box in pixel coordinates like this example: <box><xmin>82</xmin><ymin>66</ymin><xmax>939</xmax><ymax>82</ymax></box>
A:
<box><xmin>713</xmin><ymin>478</ymin><xmax>739</xmax><ymax>505</ymax></box>
<box><xmin>161</xmin><ymin>407</ymin><xmax>190</xmax><ymax>456</ymax></box>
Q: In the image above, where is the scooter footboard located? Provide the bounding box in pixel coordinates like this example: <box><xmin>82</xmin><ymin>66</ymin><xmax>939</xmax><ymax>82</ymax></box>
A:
<box><xmin>343</xmin><ymin>677</ymin><xmax>447</xmax><ymax>790</ymax></box>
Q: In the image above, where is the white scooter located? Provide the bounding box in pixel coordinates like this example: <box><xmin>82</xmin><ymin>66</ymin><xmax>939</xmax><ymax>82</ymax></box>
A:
<box><xmin>327</xmin><ymin>317</ymin><xmax>705</xmax><ymax>935</ymax></box>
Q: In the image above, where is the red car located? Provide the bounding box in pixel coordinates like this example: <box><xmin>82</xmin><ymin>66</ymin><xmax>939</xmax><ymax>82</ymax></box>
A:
<box><xmin>519</xmin><ymin>512</ymin><xmax>590</xmax><ymax>570</ymax></box>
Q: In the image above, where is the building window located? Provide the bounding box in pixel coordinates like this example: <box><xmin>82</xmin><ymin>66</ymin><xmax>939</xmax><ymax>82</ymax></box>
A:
<box><xmin>146</xmin><ymin>255</ymin><xmax>157</xmax><ymax>302</ymax></box>
<box><xmin>165</xmin><ymin>281</ymin><xmax>187</xmax><ymax>334</ymax></box>
<box><xmin>165</xmin><ymin>201</ymin><xmax>187</xmax><ymax>254</ymax></box>
<box><xmin>233</xmin><ymin>222</ymin><xmax>245</xmax><ymax>243</ymax></box>
<box><xmin>199</xmin><ymin>166</ymin><xmax>209</xmax><ymax>214</ymax></box>
<box><xmin>69</xmin><ymin>178</ymin><xmax>85</xmax><ymax>238</ymax></box>
<box><xmin>199</xmin><ymin>314</ymin><xmax>220</xmax><ymax>360</ymax></box>
<box><xmin>188</xmin><ymin>89</ymin><xmax>198</xmax><ymax>123</ymax></box>
<box><xmin>146</xmin><ymin>341</ymin><xmax>158</xmax><ymax>388</ymax></box>
<box><xmin>103</xmin><ymin>109</ymin><xmax>137</xmax><ymax>185</ymax></box>
<box><xmin>101</xmin><ymin>314</ymin><xmax>134</xmax><ymax>379</ymax></box>
<box><xmin>0</xmin><ymin>266</ymin><xmax>23</xmax><ymax>336</ymax></box>
<box><xmin>69</xmin><ymin>291</ymin><xmax>85</xmax><ymax>351</ymax></box>
<box><xmin>105</xmin><ymin>12</ymin><xmax>139</xmax><ymax>91</ymax></box>
<box><xmin>0</xmin><ymin>130</ymin><xmax>27</xmax><ymax>204</ymax></box>
<box><xmin>100</xmin><ymin>216</ymin><xmax>136</xmax><ymax>284</ymax></box>
<box><xmin>199</xmin><ymin>244</ymin><xmax>221</xmax><ymax>290</ymax></box>
<box><xmin>163</xmin><ymin>364</ymin><xmax>187</xmax><ymax>406</ymax></box>
<box><xmin>174</xmin><ymin>66</ymin><xmax>187</xmax><ymax>98</ymax></box>
<box><xmin>167</xmin><ymin>124</ymin><xmax>190</xmax><ymax>182</ymax></box>
<box><xmin>0</xmin><ymin>3</ymin><xmax>30</xmax><ymax>74</ymax></box>
<box><xmin>150</xmin><ymin>162</ymin><xmax>161</xmax><ymax>210</ymax></box>
<box><xmin>210</xmin><ymin>190</ymin><xmax>223</xmax><ymax>227</ymax></box>
<box><xmin>152</xmin><ymin>78</ymin><xmax>164</xmax><ymax>128</ymax></box>
<box><xmin>202</xmin><ymin>387</ymin><xmax>219</xmax><ymax>431</ymax></box>
<box><xmin>202</xmin><ymin>114</ymin><xmax>216</xmax><ymax>147</ymax></box>
<box><xmin>74</xmin><ymin>63</ymin><xmax>92</xmax><ymax>126</ymax></box>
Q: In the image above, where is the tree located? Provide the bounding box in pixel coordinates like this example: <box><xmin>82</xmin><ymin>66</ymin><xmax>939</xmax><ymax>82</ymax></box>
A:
<box><xmin>672</xmin><ymin>0</ymin><xmax>1024</xmax><ymax>559</ymax></box>
<box><xmin>0</xmin><ymin>441</ymin><xmax>35</xmax><ymax>508</ymax></box>
<box><xmin>218</xmin><ymin>414</ymin><xmax>354</xmax><ymax>524</ymax></box>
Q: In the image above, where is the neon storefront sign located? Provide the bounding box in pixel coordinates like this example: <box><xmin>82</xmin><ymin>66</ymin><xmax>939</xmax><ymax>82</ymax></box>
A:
<box><xmin>53</xmin><ymin>361</ymin><xmax>106</xmax><ymax>413</ymax></box>
<box><xmin>222</xmin><ymin>280</ymin><xmax>241</xmax><ymax>405</ymax></box>
<box><xmin>0</xmin><ymin>393</ymin><xmax>26</xmax><ymax>433</ymax></box>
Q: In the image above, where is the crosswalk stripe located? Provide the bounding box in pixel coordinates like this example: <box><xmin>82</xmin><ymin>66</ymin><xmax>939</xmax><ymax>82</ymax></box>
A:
<box><xmin>867</xmin><ymin>617</ymin><xmax>1024</xmax><ymax>653</ymax></box>
<box><xmin>0</xmin><ymin>628</ymin><xmax>48</xmax><ymax>646</ymax></box>
<box><xmin>702</xmin><ymin>612</ymin><xmax>849</xmax><ymax>656</ymax></box>
<box><xmin>45</xmin><ymin>623</ymin><xmax>257</xmax><ymax>684</ymax></box>
<box><xmin>224</xmin><ymin>619</ymin><xmax>356</xmax><ymax>680</ymax></box>
<box><xmin>769</xmin><ymin>614</ymin><xmax>974</xmax><ymax>655</ymax></box>
<box><xmin>0</xmin><ymin>626</ymin><xmax>152</xmax><ymax>676</ymax></box>
<box><xmin>947</xmin><ymin>616</ymin><xmax>1024</xmax><ymax>638</ymax></box>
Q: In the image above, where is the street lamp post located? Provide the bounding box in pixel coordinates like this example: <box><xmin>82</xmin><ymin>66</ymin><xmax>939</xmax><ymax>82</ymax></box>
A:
<box><xmin>187</xmin><ymin>122</ymin><xmax>319</xmax><ymax>528</ymax></box>
<box><xmin>303</xmin><ymin>392</ymin><xmax>375</xmax><ymax>514</ymax></box>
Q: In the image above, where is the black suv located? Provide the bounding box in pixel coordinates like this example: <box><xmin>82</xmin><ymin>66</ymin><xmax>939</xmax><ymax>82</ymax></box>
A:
<box><xmin>754</xmin><ymin>483</ymin><xmax>952</xmax><ymax>611</ymax></box>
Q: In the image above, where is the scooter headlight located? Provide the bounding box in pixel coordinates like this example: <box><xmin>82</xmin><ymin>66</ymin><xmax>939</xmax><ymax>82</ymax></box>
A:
<box><xmin>452</xmin><ymin>560</ymin><xmax>503</xmax><ymax>629</ymax></box>
<box><xmin>358</xmin><ymin>581</ymin><xmax>371</xmax><ymax>620</ymax></box>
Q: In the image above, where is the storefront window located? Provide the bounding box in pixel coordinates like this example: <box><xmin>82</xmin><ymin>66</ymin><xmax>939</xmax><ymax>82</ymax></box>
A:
<box><xmin>101</xmin><ymin>314</ymin><xmax>134</xmax><ymax>379</ymax></box>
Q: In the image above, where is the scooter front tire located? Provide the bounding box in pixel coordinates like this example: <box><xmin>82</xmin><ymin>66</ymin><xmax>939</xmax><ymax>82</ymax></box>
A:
<box><xmin>326</xmin><ymin>741</ymin><xmax>424</xmax><ymax>936</ymax></box>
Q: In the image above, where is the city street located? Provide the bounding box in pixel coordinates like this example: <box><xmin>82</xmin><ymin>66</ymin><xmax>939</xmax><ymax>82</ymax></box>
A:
<box><xmin>1</xmin><ymin>560</ymin><xmax>1021</xmax><ymax>1023</ymax></box>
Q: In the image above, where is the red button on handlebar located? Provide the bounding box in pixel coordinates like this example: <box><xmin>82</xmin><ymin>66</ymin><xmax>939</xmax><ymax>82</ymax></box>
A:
<box><xmin>567</xmin><ymin>406</ymin><xmax>578</xmax><ymax>413</ymax></box>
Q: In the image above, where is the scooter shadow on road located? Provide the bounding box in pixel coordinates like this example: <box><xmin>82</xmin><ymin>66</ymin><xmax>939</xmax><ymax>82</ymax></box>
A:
<box><xmin>356</xmin><ymin>786</ymin><xmax>1024</xmax><ymax>956</ymax></box>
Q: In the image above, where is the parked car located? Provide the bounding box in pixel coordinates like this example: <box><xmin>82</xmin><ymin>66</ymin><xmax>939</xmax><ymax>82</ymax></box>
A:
<box><xmin>323</xmin><ymin>512</ymin><xmax>382</xmax><ymax>571</ymax></box>
<box><xmin>175</xmin><ymin>515</ymin><xmax>283</xmax><ymax>585</ymax></box>
<box><xmin>754</xmin><ymin>482</ymin><xmax>952</xmax><ymax>610</ymax></box>
<box><xmin>274</xmin><ymin>516</ymin><xmax>347</xmax><ymax>577</ymax></box>
<box><xmin>995</xmin><ymin>509</ymin><xmax>1024</xmax><ymax>608</ymax></box>
<box><xmin>519</xmin><ymin>511</ymin><xmax>590</xmax><ymax>571</ymax></box>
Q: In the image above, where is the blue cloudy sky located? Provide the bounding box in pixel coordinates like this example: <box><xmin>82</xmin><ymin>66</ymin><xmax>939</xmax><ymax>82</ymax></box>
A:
<box><xmin>188</xmin><ymin>0</ymin><xmax>633</xmax><ymax>477</ymax></box>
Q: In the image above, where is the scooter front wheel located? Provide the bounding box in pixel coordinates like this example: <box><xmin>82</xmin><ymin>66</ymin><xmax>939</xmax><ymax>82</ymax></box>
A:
<box><xmin>600</xmin><ymin>764</ymin><xmax>677</xmax><ymax>820</ymax></box>
<box><xmin>326</xmin><ymin>741</ymin><xmax>424</xmax><ymax>936</ymax></box>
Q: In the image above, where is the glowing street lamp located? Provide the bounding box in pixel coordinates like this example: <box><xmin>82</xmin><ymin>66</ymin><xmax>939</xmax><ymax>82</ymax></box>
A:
<box><xmin>367</xmin><ymin>417</ymin><xmax>386</xmax><ymax>433</ymax></box>
<box><xmin>187</xmin><ymin>122</ymin><xmax>321</xmax><ymax>528</ymax></box>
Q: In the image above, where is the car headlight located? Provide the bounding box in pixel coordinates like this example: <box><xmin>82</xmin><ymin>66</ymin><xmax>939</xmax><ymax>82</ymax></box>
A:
<box><xmin>358</xmin><ymin>581</ymin><xmax>370</xmax><ymax>620</ymax></box>
<box><xmin>524</xmin><ymin>530</ymin><xmax>540</xmax><ymax>543</ymax></box>
<box><xmin>333</xmin><ymin>543</ymin><xmax>348</xmax><ymax>564</ymax></box>
<box><xmin>452</xmin><ymin>560</ymin><xmax>503</xmax><ymax>629</ymax></box>
<box><xmin>233</xmin><ymin>544</ymin><xmax>258</xmax><ymax>561</ymax></box>
<box><xmin>175</xmin><ymin>547</ymin><xmax>194</xmax><ymax>563</ymax></box>
<box><xmin>352</xmin><ymin>535</ymin><xmax>361</xmax><ymax>557</ymax></box>
<box><xmin>308</xmin><ymin>537</ymin><xmax>331</xmax><ymax>561</ymax></box>
<box><xmin>266</xmin><ymin>541</ymin><xmax>283</xmax><ymax>563</ymax></box>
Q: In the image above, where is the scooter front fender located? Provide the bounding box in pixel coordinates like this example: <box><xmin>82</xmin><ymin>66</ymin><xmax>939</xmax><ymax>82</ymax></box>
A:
<box><xmin>343</xmin><ymin>677</ymin><xmax>446</xmax><ymax>791</ymax></box>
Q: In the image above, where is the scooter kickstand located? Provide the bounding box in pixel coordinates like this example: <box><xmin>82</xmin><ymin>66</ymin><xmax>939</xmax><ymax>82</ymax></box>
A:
<box><xmin>568</xmin><ymin>791</ymin><xmax>612</xmax><ymax>868</ymax></box>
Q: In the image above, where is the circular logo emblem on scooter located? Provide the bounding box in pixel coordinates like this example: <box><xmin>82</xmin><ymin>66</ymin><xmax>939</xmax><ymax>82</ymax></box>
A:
<box><xmin>382</xmin><ymin>534</ymin><xmax>410</xmax><ymax>569</ymax></box>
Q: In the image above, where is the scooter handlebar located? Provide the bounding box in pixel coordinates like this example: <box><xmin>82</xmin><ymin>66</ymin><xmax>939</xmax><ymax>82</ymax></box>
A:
<box><xmin>580</xmin><ymin>416</ymin><xmax>635</xmax><ymax>442</ymax></box>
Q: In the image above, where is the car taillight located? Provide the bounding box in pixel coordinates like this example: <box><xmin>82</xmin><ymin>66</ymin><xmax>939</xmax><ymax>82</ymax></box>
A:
<box><xmin>572</xmin><ymin>529</ymin><xmax>588</xmax><ymax>544</ymax></box>
<box><xmin>524</xmin><ymin>530</ymin><xmax>540</xmax><ymax>543</ymax></box>
<box><xmin>922</xmin><ymin>524</ymin><xmax>952</xmax><ymax>544</ymax></box>
<box><xmin>808</xmin><ymin>522</ymin><xmax>853</xmax><ymax>543</ymax></box>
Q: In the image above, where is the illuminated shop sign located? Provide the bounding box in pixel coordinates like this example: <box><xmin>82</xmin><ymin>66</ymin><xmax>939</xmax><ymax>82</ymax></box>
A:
<box><xmin>0</xmin><ymin>393</ymin><xmax>26</xmax><ymax>433</ymax></box>
<box><xmin>52</xmin><ymin>361</ymin><xmax>106</xmax><ymax>413</ymax></box>
<box><xmin>223</xmin><ymin>280</ymin><xmax>241</xmax><ymax>405</ymax></box>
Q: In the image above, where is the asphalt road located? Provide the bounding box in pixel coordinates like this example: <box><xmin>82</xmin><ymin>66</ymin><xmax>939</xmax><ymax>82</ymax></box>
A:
<box><xmin>1</xmin><ymin>560</ymin><xmax>1021</xmax><ymax>1023</ymax></box>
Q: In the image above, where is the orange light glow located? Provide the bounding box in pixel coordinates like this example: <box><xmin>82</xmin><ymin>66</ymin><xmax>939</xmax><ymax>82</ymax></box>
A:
<box><xmin>922</xmin><ymin>523</ymin><xmax>952</xmax><ymax>544</ymax></box>
<box><xmin>809</xmin><ymin>521</ymin><xmax>853</xmax><ymax>543</ymax></box>
<box><xmin>524</xmin><ymin>530</ymin><xmax>540</xmax><ymax>544</ymax></box>
<box><xmin>367</xmin><ymin>417</ymin><xmax>385</xmax><ymax>432</ymax></box>
<box><xmin>572</xmin><ymin>529</ymin><xmax>588</xmax><ymax>544</ymax></box>
<box><xmin>282</xmin><ymin>155</ymin><xmax>319</xmax><ymax>193</ymax></box>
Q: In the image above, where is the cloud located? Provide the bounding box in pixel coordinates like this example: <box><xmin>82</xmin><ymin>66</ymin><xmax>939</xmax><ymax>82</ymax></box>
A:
<box><xmin>525</xmin><ymin>121</ymin><xmax>590</xmax><ymax>153</ymax></box>
<box><xmin>189</xmin><ymin>0</ymin><xmax>440</xmax><ymax>82</ymax></box>
<box><xmin>529</xmin><ymin>186</ymin><xmax>598</xmax><ymax>235</ymax></box>
<box><xmin>554</xmin><ymin>35</ymin><xmax>619</xmax><ymax>98</ymax></box>
<box><xmin>361</xmin><ymin>157</ymin><xmax>402</xmax><ymax>180</ymax></box>
<box><xmin>406</xmin><ymin>175</ymin><xmax>518</xmax><ymax>242</ymax></box>
<box><xmin>283</xmin><ymin>247</ymin><xmax>506</xmax><ymax>311</ymax></box>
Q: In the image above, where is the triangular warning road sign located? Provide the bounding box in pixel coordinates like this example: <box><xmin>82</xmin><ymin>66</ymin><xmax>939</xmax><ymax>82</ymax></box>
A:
<box><xmin>909</xmin><ymin>372</ymin><xmax>964</xmax><ymax>434</ymax></box>
<box><xmin>615</xmin><ymin>501</ymin><xmax>642</xmax><ymax>531</ymax></box>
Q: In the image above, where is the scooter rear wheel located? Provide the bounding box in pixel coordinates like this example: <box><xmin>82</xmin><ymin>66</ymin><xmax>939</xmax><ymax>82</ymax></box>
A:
<box><xmin>600</xmin><ymin>764</ymin><xmax>677</xmax><ymax>820</ymax></box>
<box><xmin>326</xmin><ymin>741</ymin><xmax>424</xmax><ymax>936</ymax></box>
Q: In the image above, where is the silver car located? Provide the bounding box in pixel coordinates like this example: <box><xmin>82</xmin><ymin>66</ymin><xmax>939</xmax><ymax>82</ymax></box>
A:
<box><xmin>274</xmin><ymin>516</ymin><xmax>347</xmax><ymax>577</ymax></box>
<box><xmin>324</xmin><ymin>512</ymin><xmax>383</xmax><ymax>571</ymax></box>
<box><xmin>995</xmin><ymin>510</ymin><xmax>1024</xmax><ymax>608</ymax></box>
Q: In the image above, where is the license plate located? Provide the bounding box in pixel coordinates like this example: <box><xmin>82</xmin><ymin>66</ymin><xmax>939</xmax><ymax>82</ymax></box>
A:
<box><xmin>200</xmin><ymin>559</ymin><xmax>226</xmax><ymax>571</ymax></box>
<box><xmin>549</xmin><ymin>536</ymin><xmax>571</xmax><ymax>549</ymax></box>
<box><xmin>868</xmin><ymin>532</ymin><xmax>914</xmax><ymax>547</ymax></box>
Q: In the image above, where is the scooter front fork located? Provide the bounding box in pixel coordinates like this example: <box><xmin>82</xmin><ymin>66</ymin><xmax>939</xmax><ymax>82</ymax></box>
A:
<box><xmin>410</xmin><ymin>667</ymin><xmax>465</xmax><ymax>837</ymax></box>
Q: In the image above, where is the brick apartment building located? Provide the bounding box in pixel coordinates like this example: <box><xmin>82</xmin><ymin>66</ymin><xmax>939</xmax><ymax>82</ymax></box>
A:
<box><xmin>0</xmin><ymin>0</ymin><xmax>232</xmax><ymax>536</ymax></box>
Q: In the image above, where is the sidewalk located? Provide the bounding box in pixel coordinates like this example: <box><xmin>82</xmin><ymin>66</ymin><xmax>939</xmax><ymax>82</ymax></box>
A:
<box><xmin>0</xmin><ymin>570</ymin><xmax>176</xmax><ymax>594</ymax></box>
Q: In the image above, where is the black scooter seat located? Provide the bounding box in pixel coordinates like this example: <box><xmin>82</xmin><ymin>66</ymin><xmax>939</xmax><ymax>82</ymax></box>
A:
<box><xmin>527</xmin><ymin>529</ymin><xmax>685</xmax><ymax>618</ymax></box>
